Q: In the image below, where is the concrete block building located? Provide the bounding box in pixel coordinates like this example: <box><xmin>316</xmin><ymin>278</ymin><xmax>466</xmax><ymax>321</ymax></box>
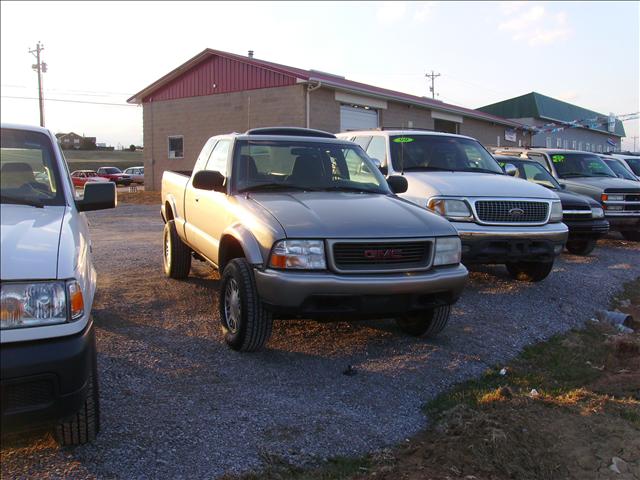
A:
<box><xmin>128</xmin><ymin>48</ymin><xmax>531</xmax><ymax>190</ymax></box>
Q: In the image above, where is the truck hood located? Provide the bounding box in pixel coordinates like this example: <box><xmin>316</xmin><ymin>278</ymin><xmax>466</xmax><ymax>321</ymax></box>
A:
<box><xmin>560</xmin><ymin>176</ymin><xmax>640</xmax><ymax>193</ymax></box>
<box><xmin>0</xmin><ymin>204</ymin><xmax>65</xmax><ymax>280</ymax></box>
<box><xmin>404</xmin><ymin>171</ymin><xmax>557</xmax><ymax>199</ymax></box>
<box><xmin>248</xmin><ymin>192</ymin><xmax>457</xmax><ymax>238</ymax></box>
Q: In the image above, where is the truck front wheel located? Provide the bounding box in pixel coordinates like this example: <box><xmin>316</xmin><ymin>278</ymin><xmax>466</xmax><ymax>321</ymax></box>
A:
<box><xmin>163</xmin><ymin>220</ymin><xmax>191</xmax><ymax>279</ymax></box>
<box><xmin>219</xmin><ymin>258</ymin><xmax>273</xmax><ymax>352</ymax></box>
<box><xmin>395</xmin><ymin>304</ymin><xmax>451</xmax><ymax>337</ymax></box>
<box><xmin>566</xmin><ymin>238</ymin><xmax>596</xmax><ymax>255</ymax></box>
<box><xmin>506</xmin><ymin>261</ymin><xmax>554</xmax><ymax>282</ymax></box>
<box><xmin>621</xmin><ymin>231</ymin><xmax>640</xmax><ymax>242</ymax></box>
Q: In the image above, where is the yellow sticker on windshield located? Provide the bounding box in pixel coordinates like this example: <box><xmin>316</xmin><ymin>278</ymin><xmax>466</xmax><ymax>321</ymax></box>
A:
<box><xmin>552</xmin><ymin>155</ymin><xmax>565</xmax><ymax>163</ymax></box>
<box><xmin>393</xmin><ymin>137</ymin><xmax>414</xmax><ymax>143</ymax></box>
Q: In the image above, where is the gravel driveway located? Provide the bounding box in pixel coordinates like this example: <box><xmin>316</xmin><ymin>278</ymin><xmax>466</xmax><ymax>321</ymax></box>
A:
<box><xmin>2</xmin><ymin>204</ymin><xmax>639</xmax><ymax>479</ymax></box>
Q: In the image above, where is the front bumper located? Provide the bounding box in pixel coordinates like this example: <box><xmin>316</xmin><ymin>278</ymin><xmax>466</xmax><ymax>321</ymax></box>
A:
<box><xmin>254</xmin><ymin>264</ymin><xmax>468</xmax><ymax>317</ymax></box>
<box><xmin>1</xmin><ymin>321</ymin><xmax>95</xmax><ymax>432</ymax></box>
<box><xmin>453</xmin><ymin>222</ymin><xmax>568</xmax><ymax>264</ymax></box>
<box><xmin>605</xmin><ymin>213</ymin><xmax>640</xmax><ymax>232</ymax></box>
<box><xmin>564</xmin><ymin>218</ymin><xmax>610</xmax><ymax>239</ymax></box>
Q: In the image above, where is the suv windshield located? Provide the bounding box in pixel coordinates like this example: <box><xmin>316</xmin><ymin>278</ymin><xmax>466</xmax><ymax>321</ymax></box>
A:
<box><xmin>550</xmin><ymin>153</ymin><xmax>616</xmax><ymax>178</ymax></box>
<box><xmin>389</xmin><ymin>135</ymin><xmax>503</xmax><ymax>174</ymax></box>
<box><xmin>603</xmin><ymin>158</ymin><xmax>637</xmax><ymax>181</ymax></box>
<box><xmin>1</xmin><ymin>128</ymin><xmax>65</xmax><ymax>206</ymax></box>
<box><xmin>232</xmin><ymin>140</ymin><xmax>390</xmax><ymax>194</ymax></box>
<box><xmin>101</xmin><ymin>167</ymin><xmax>122</xmax><ymax>174</ymax></box>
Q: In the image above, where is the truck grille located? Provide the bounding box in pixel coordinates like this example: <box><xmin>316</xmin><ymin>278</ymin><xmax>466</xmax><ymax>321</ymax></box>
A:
<box><xmin>562</xmin><ymin>205</ymin><xmax>591</xmax><ymax>221</ymax></box>
<box><xmin>475</xmin><ymin>201</ymin><xmax>548</xmax><ymax>224</ymax></box>
<box><xmin>332</xmin><ymin>241</ymin><xmax>431</xmax><ymax>272</ymax></box>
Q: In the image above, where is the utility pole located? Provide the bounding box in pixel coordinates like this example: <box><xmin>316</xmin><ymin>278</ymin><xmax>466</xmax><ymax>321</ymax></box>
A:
<box><xmin>425</xmin><ymin>70</ymin><xmax>440</xmax><ymax>99</ymax></box>
<box><xmin>29</xmin><ymin>41</ymin><xmax>47</xmax><ymax>127</ymax></box>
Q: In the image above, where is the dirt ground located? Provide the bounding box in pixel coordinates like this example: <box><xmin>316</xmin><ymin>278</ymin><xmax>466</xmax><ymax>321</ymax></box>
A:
<box><xmin>117</xmin><ymin>189</ymin><xmax>160</xmax><ymax>205</ymax></box>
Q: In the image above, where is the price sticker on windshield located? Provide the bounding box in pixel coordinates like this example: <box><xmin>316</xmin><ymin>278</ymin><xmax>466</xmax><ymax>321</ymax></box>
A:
<box><xmin>498</xmin><ymin>162</ymin><xmax>506</xmax><ymax>167</ymax></box>
<box><xmin>552</xmin><ymin>155</ymin><xmax>565</xmax><ymax>163</ymax></box>
<box><xmin>393</xmin><ymin>137</ymin><xmax>414</xmax><ymax>143</ymax></box>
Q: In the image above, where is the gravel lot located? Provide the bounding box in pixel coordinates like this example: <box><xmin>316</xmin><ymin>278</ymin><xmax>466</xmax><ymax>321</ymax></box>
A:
<box><xmin>2</xmin><ymin>204</ymin><xmax>639</xmax><ymax>479</ymax></box>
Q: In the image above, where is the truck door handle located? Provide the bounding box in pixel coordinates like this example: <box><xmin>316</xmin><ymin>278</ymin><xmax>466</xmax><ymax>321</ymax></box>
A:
<box><xmin>195</xmin><ymin>197</ymin><xmax>200</xmax><ymax>202</ymax></box>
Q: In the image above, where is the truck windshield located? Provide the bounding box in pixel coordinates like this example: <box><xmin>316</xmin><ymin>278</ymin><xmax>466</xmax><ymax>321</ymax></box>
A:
<box><xmin>1</xmin><ymin>128</ymin><xmax>65</xmax><ymax>206</ymax></box>
<box><xmin>389</xmin><ymin>135</ymin><xmax>504</xmax><ymax>174</ymax></box>
<box><xmin>603</xmin><ymin>159</ymin><xmax>637</xmax><ymax>181</ymax></box>
<box><xmin>232</xmin><ymin>140</ymin><xmax>390</xmax><ymax>194</ymax></box>
<box><xmin>622</xmin><ymin>157</ymin><xmax>640</xmax><ymax>176</ymax></box>
<box><xmin>550</xmin><ymin>153</ymin><xmax>616</xmax><ymax>178</ymax></box>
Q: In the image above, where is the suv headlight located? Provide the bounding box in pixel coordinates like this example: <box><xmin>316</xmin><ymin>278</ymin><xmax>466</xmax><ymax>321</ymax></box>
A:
<box><xmin>427</xmin><ymin>198</ymin><xmax>474</xmax><ymax>222</ymax></box>
<box><xmin>269</xmin><ymin>240</ymin><xmax>326</xmax><ymax>270</ymax></box>
<box><xmin>591</xmin><ymin>207</ymin><xmax>604</xmax><ymax>219</ymax></box>
<box><xmin>549</xmin><ymin>201</ymin><xmax>563</xmax><ymax>222</ymax></box>
<box><xmin>433</xmin><ymin>237</ymin><xmax>462</xmax><ymax>266</ymax></box>
<box><xmin>0</xmin><ymin>280</ymin><xmax>84</xmax><ymax>329</ymax></box>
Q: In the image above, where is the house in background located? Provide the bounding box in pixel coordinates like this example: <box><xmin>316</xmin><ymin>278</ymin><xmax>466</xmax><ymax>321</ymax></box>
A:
<box><xmin>55</xmin><ymin>132</ymin><xmax>97</xmax><ymax>150</ymax></box>
<box><xmin>478</xmin><ymin>92</ymin><xmax>625</xmax><ymax>153</ymax></box>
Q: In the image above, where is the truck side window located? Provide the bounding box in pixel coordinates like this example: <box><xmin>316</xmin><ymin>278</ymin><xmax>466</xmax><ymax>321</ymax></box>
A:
<box><xmin>206</xmin><ymin>139</ymin><xmax>231</xmax><ymax>176</ymax></box>
<box><xmin>366</xmin><ymin>137</ymin><xmax>386</xmax><ymax>164</ymax></box>
<box><xmin>193</xmin><ymin>138</ymin><xmax>217</xmax><ymax>173</ymax></box>
<box><xmin>352</xmin><ymin>136</ymin><xmax>372</xmax><ymax>150</ymax></box>
<box><xmin>527</xmin><ymin>153</ymin><xmax>551</xmax><ymax>172</ymax></box>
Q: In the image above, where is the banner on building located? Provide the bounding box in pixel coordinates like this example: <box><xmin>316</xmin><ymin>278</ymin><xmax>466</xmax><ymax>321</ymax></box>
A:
<box><xmin>607</xmin><ymin>138</ymin><xmax>616</xmax><ymax>147</ymax></box>
<box><xmin>504</xmin><ymin>129</ymin><xmax>517</xmax><ymax>142</ymax></box>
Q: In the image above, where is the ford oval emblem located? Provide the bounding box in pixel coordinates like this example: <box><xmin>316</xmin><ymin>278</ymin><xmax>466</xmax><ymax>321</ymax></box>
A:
<box><xmin>508</xmin><ymin>208</ymin><xmax>525</xmax><ymax>216</ymax></box>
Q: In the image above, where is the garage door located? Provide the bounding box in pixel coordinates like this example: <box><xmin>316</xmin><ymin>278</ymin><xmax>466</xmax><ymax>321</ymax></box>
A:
<box><xmin>340</xmin><ymin>105</ymin><xmax>378</xmax><ymax>132</ymax></box>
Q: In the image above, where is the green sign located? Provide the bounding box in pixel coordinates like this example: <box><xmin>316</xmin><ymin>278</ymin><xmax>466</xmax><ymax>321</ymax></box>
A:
<box><xmin>552</xmin><ymin>155</ymin><xmax>565</xmax><ymax>163</ymax></box>
<box><xmin>498</xmin><ymin>162</ymin><xmax>506</xmax><ymax>167</ymax></box>
<box><xmin>393</xmin><ymin>137</ymin><xmax>414</xmax><ymax>143</ymax></box>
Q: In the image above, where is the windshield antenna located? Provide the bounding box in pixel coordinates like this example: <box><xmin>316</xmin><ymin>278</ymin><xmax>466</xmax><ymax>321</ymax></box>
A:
<box><xmin>400</xmin><ymin>122</ymin><xmax>405</xmax><ymax>175</ymax></box>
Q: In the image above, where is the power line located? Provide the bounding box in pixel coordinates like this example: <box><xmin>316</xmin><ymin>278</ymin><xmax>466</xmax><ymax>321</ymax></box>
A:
<box><xmin>1</xmin><ymin>95</ymin><xmax>137</xmax><ymax>107</ymax></box>
<box><xmin>1</xmin><ymin>84</ymin><xmax>134</xmax><ymax>97</ymax></box>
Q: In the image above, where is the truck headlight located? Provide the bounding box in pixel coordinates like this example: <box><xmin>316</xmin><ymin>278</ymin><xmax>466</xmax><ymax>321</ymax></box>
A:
<box><xmin>591</xmin><ymin>207</ymin><xmax>604</xmax><ymax>219</ymax></box>
<box><xmin>433</xmin><ymin>237</ymin><xmax>462</xmax><ymax>266</ymax></box>
<box><xmin>427</xmin><ymin>198</ymin><xmax>474</xmax><ymax>222</ymax></box>
<box><xmin>602</xmin><ymin>194</ymin><xmax>624</xmax><ymax>202</ymax></box>
<box><xmin>549</xmin><ymin>201</ymin><xmax>563</xmax><ymax>222</ymax></box>
<box><xmin>0</xmin><ymin>280</ymin><xmax>84</xmax><ymax>329</ymax></box>
<box><xmin>269</xmin><ymin>240</ymin><xmax>326</xmax><ymax>270</ymax></box>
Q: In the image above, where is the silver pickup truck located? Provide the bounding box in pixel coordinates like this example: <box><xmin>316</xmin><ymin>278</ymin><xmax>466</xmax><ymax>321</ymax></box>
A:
<box><xmin>161</xmin><ymin>128</ymin><xmax>468</xmax><ymax>351</ymax></box>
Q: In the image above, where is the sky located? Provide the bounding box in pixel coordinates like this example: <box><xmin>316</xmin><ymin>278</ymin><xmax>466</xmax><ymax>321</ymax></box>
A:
<box><xmin>1</xmin><ymin>1</ymin><xmax>638</xmax><ymax>150</ymax></box>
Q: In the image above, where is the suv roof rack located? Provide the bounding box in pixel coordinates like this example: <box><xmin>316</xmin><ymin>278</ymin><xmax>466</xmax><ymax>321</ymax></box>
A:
<box><xmin>245</xmin><ymin>127</ymin><xmax>336</xmax><ymax>139</ymax></box>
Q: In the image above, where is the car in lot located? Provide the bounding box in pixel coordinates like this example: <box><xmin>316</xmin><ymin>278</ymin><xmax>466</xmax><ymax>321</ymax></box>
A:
<box><xmin>337</xmin><ymin>130</ymin><xmax>567</xmax><ymax>282</ymax></box>
<box><xmin>598</xmin><ymin>155</ymin><xmax>640</xmax><ymax>181</ymax></box>
<box><xmin>610</xmin><ymin>153</ymin><xmax>640</xmax><ymax>178</ymax></box>
<box><xmin>96</xmin><ymin>166</ymin><xmax>132</xmax><ymax>186</ymax></box>
<box><xmin>70</xmin><ymin>169</ymin><xmax>111</xmax><ymax>188</ymax></box>
<box><xmin>494</xmin><ymin>155</ymin><xmax>609</xmax><ymax>255</ymax></box>
<box><xmin>1</xmin><ymin>123</ymin><xmax>116</xmax><ymax>445</ymax></box>
<box><xmin>123</xmin><ymin>166</ymin><xmax>144</xmax><ymax>185</ymax></box>
<box><xmin>161</xmin><ymin>127</ymin><xmax>468</xmax><ymax>351</ymax></box>
<box><xmin>494</xmin><ymin>148</ymin><xmax>640</xmax><ymax>242</ymax></box>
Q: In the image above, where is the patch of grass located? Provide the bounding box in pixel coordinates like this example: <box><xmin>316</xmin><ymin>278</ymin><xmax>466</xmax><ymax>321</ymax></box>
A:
<box><xmin>227</xmin><ymin>455</ymin><xmax>371</xmax><ymax>480</ymax></box>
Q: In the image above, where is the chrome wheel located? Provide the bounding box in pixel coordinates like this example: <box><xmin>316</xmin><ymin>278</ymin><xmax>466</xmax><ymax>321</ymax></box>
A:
<box><xmin>224</xmin><ymin>278</ymin><xmax>241</xmax><ymax>333</ymax></box>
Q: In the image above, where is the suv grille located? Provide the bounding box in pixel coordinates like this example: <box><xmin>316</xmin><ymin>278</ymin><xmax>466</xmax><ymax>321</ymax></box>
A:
<box><xmin>332</xmin><ymin>241</ymin><xmax>431</xmax><ymax>271</ymax></box>
<box><xmin>475</xmin><ymin>201</ymin><xmax>548</xmax><ymax>224</ymax></box>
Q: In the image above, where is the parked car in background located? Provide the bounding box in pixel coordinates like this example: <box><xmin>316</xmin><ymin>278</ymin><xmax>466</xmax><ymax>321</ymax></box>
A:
<box><xmin>494</xmin><ymin>155</ymin><xmax>609</xmax><ymax>255</ymax></box>
<box><xmin>337</xmin><ymin>130</ymin><xmax>567</xmax><ymax>282</ymax></box>
<box><xmin>123</xmin><ymin>166</ymin><xmax>144</xmax><ymax>185</ymax></box>
<box><xmin>494</xmin><ymin>148</ymin><xmax>640</xmax><ymax>242</ymax></box>
<box><xmin>161</xmin><ymin>127</ymin><xmax>468</xmax><ymax>351</ymax></box>
<box><xmin>610</xmin><ymin>153</ymin><xmax>640</xmax><ymax>178</ymax></box>
<box><xmin>96</xmin><ymin>166</ymin><xmax>132</xmax><ymax>186</ymax></box>
<box><xmin>1</xmin><ymin>123</ymin><xmax>116</xmax><ymax>445</ymax></box>
<box><xmin>70</xmin><ymin>170</ymin><xmax>111</xmax><ymax>188</ymax></box>
<box><xmin>598</xmin><ymin>155</ymin><xmax>640</xmax><ymax>181</ymax></box>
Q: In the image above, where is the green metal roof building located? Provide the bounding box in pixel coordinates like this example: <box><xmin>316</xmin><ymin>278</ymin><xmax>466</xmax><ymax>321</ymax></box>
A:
<box><xmin>479</xmin><ymin>92</ymin><xmax>625</xmax><ymax>152</ymax></box>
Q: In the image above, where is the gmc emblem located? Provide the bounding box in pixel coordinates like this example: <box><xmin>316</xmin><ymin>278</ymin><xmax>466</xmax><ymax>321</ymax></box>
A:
<box><xmin>364</xmin><ymin>249</ymin><xmax>403</xmax><ymax>259</ymax></box>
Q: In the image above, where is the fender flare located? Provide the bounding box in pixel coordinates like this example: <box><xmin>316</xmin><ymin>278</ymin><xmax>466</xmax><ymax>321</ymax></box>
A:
<box><xmin>220</xmin><ymin>223</ymin><xmax>264</xmax><ymax>267</ymax></box>
<box><xmin>162</xmin><ymin>194</ymin><xmax>178</xmax><ymax>223</ymax></box>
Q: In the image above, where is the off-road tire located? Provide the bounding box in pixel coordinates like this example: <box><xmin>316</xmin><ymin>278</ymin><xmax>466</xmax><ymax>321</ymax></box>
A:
<box><xmin>163</xmin><ymin>220</ymin><xmax>191</xmax><ymax>279</ymax></box>
<box><xmin>621</xmin><ymin>230</ymin><xmax>640</xmax><ymax>242</ymax></box>
<box><xmin>395</xmin><ymin>304</ymin><xmax>451</xmax><ymax>338</ymax></box>
<box><xmin>219</xmin><ymin>258</ymin><xmax>273</xmax><ymax>352</ymax></box>
<box><xmin>566</xmin><ymin>238</ymin><xmax>596</xmax><ymax>255</ymax></box>
<box><xmin>506</xmin><ymin>261</ymin><xmax>554</xmax><ymax>282</ymax></box>
<box><xmin>55</xmin><ymin>354</ymin><xmax>100</xmax><ymax>446</ymax></box>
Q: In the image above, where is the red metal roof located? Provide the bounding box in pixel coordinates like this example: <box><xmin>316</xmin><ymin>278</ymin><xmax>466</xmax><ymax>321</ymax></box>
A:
<box><xmin>128</xmin><ymin>48</ymin><xmax>524</xmax><ymax>128</ymax></box>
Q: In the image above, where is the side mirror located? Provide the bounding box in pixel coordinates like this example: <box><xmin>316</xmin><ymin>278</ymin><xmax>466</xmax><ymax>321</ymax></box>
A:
<box><xmin>192</xmin><ymin>170</ymin><xmax>225</xmax><ymax>192</ymax></box>
<box><xmin>504</xmin><ymin>164</ymin><xmax>518</xmax><ymax>177</ymax></box>
<box><xmin>77</xmin><ymin>182</ymin><xmax>116</xmax><ymax>212</ymax></box>
<box><xmin>387</xmin><ymin>175</ymin><xmax>408</xmax><ymax>194</ymax></box>
<box><xmin>370</xmin><ymin>157</ymin><xmax>388</xmax><ymax>175</ymax></box>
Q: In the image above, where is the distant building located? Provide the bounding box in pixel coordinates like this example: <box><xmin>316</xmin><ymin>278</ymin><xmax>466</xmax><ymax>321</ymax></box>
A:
<box><xmin>478</xmin><ymin>92</ymin><xmax>625</xmax><ymax>153</ymax></box>
<box><xmin>55</xmin><ymin>132</ymin><xmax>97</xmax><ymax>150</ymax></box>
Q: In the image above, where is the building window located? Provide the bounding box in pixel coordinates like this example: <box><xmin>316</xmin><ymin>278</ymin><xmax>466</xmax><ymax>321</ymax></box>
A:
<box><xmin>545</xmin><ymin>137</ymin><xmax>552</xmax><ymax>148</ymax></box>
<box><xmin>563</xmin><ymin>140</ymin><xmax>568</xmax><ymax>149</ymax></box>
<box><xmin>433</xmin><ymin>119</ymin><xmax>459</xmax><ymax>134</ymax></box>
<box><xmin>578</xmin><ymin>141</ymin><xmax>583</xmax><ymax>150</ymax></box>
<box><xmin>597</xmin><ymin>144</ymin><xmax>602</xmax><ymax>153</ymax></box>
<box><xmin>556</xmin><ymin>138</ymin><xmax>562</xmax><ymax>148</ymax></box>
<box><xmin>586</xmin><ymin>143</ymin><xmax>591</xmax><ymax>151</ymax></box>
<box><xmin>74</xmin><ymin>138</ymin><xmax>80</xmax><ymax>145</ymax></box>
<box><xmin>572</xmin><ymin>140</ymin><xmax>577</xmax><ymax>150</ymax></box>
<box><xmin>168</xmin><ymin>136</ymin><xmax>184</xmax><ymax>159</ymax></box>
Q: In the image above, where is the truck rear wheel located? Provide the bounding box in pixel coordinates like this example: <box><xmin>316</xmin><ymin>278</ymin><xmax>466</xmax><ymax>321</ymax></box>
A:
<box><xmin>506</xmin><ymin>261</ymin><xmax>554</xmax><ymax>282</ymax></box>
<box><xmin>163</xmin><ymin>220</ymin><xmax>191</xmax><ymax>279</ymax></box>
<box><xmin>395</xmin><ymin>305</ymin><xmax>451</xmax><ymax>338</ymax></box>
<box><xmin>55</xmin><ymin>354</ymin><xmax>100</xmax><ymax>446</ymax></box>
<box><xmin>566</xmin><ymin>238</ymin><xmax>596</xmax><ymax>255</ymax></box>
<box><xmin>621</xmin><ymin>230</ymin><xmax>640</xmax><ymax>242</ymax></box>
<box><xmin>219</xmin><ymin>258</ymin><xmax>273</xmax><ymax>352</ymax></box>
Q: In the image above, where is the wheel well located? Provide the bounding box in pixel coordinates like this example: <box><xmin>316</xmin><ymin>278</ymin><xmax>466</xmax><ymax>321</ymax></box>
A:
<box><xmin>164</xmin><ymin>202</ymin><xmax>174</xmax><ymax>222</ymax></box>
<box><xmin>219</xmin><ymin>236</ymin><xmax>245</xmax><ymax>271</ymax></box>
